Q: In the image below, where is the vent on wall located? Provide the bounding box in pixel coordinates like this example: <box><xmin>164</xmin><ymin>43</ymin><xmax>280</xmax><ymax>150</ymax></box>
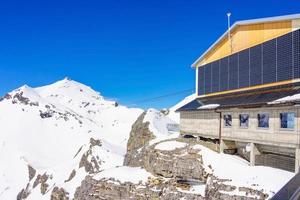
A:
<box><xmin>198</xmin><ymin>29</ymin><xmax>300</xmax><ymax>95</ymax></box>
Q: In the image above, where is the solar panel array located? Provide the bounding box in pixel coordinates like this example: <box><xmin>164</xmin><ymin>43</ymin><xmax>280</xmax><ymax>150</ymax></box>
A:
<box><xmin>198</xmin><ymin>29</ymin><xmax>300</xmax><ymax>95</ymax></box>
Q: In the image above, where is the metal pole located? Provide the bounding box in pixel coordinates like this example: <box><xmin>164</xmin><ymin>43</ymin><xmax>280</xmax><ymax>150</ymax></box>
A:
<box><xmin>227</xmin><ymin>12</ymin><xmax>232</xmax><ymax>53</ymax></box>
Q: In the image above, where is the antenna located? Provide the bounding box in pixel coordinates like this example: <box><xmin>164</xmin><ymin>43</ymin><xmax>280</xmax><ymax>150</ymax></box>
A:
<box><xmin>227</xmin><ymin>12</ymin><xmax>232</xmax><ymax>53</ymax></box>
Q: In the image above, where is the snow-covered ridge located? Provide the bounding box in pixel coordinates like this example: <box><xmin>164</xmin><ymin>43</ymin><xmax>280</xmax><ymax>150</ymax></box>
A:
<box><xmin>0</xmin><ymin>78</ymin><xmax>143</xmax><ymax>199</ymax></box>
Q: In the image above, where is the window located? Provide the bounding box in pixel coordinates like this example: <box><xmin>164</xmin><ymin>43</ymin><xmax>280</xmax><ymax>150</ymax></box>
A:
<box><xmin>224</xmin><ymin>114</ymin><xmax>232</xmax><ymax>127</ymax></box>
<box><xmin>258</xmin><ymin>113</ymin><xmax>269</xmax><ymax>128</ymax></box>
<box><xmin>239</xmin><ymin>114</ymin><xmax>249</xmax><ymax>128</ymax></box>
<box><xmin>280</xmin><ymin>112</ymin><xmax>295</xmax><ymax>129</ymax></box>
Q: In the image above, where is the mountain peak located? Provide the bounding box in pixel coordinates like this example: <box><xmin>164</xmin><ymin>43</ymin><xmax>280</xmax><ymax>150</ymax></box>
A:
<box><xmin>64</xmin><ymin>76</ymin><xmax>72</xmax><ymax>81</ymax></box>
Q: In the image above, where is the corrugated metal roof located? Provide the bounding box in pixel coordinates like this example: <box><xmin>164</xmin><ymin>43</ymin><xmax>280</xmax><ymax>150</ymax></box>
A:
<box><xmin>191</xmin><ymin>13</ymin><xmax>300</xmax><ymax>68</ymax></box>
<box><xmin>176</xmin><ymin>83</ymin><xmax>300</xmax><ymax>112</ymax></box>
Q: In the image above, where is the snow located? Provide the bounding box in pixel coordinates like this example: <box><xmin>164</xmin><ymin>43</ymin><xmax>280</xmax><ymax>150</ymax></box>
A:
<box><xmin>93</xmin><ymin>166</ymin><xmax>153</xmax><ymax>184</ymax></box>
<box><xmin>0</xmin><ymin>78</ymin><xmax>143</xmax><ymax>199</ymax></box>
<box><xmin>143</xmin><ymin>109</ymin><xmax>179</xmax><ymax>144</ymax></box>
<box><xmin>192</xmin><ymin>145</ymin><xmax>294</xmax><ymax>197</ymax></box>
<box><xmin>167</xmin><ymin>94</ymin><xmax>196</xmax><ymax>123</ymax></box>
<box><xmin>177</xmin><ymin>184</ymin><xmax>206</xmax><ymax>196</ymax></box>
<box><xmin>269</xmin><ymin>93</ymin><xmax>300</xmax><ymax>104</ymax></box>
<box><xmin>0</xmin><ymin>80</ymin><xmax>294</xmax><ymax>199</ymax></box>
<box><xmin>198</xmin><ymin>104</ymin><xmax>220</xmax><ymax>109</ymax></box>
<box><xmin>155</xmin><ymin>140</ymin><xmax>187</xmax><ymax>151</ymax></box>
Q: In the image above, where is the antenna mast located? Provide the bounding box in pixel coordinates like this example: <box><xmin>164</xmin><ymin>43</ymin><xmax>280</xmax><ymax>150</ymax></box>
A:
<box><xmin>227</xmin><ymin>12</ymin><xmax>232</xmax><ymax>53</ymax></box>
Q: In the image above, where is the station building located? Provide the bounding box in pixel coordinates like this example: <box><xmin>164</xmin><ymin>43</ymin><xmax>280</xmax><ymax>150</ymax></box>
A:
<box><xmin>178</xmin><ymin>14</ymin><xmax>300</xmax><ymax>172</ymax></box>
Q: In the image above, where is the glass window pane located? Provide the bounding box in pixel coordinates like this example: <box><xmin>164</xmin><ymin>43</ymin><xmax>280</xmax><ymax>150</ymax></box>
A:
<box><xmin>258</xmin><ymin>113</ymin><xmax>269</xmax><ymax>128</ymax></box>
<box><xmin>240</xmin><ymin>114</ymin><xmax>249</xmax><ymax>127</ymax></box>
<box><xmin>280</xmin><ymin>112</ymin><xmax>295</xmax><ymax>129</ymax></box>
<box><xmin>224</xmin><ymin>114</ymin><xmax>232</xmax><ymax>127</ymax></box>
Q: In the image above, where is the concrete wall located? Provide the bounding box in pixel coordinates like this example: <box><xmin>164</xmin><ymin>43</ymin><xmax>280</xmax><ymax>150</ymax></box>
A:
<box><xmin>180</xmin><ymin>105</ymin><xmax>300</xmax><ymax>172</ymax></box>
<box><xmin>180</xmin><ymin>106</ymin><xmax>300</xmax><ymax>148</ymax></box>
<box><xmin>221</xmin><ymin>106</ymin><xmax>300</xmax><ymax>148</ymax></box>
<box><xmin>180</xmin><ymin>111</ymin><xmax>219</xmax><ymax>138</ymax></box>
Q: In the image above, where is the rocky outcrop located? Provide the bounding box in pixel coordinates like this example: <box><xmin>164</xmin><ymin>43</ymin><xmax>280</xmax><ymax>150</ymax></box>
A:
<box><xmin>79</xmin><ymin>138</ymin><xmax>102</xmax><ymax>174</ymax></box>
<box><xmin>50</xmin><ymin>187</ymin><xmax>69</xmax><ymax>200</ymax></box>
<box><xmin>64</xmin><ymin>108</ymin><xmax>271</xmax><ymax>200</ymax></box>
<box><xmin>205</xmin><ymin>176</ymin><xmax>268</xmax><ymax>200</ymax></box>
<box><xmin>32</xmin><ymin>173</ymin><xmax>49</xmax><ymax>194</ymax></box>
<box><xmin>28</xmin><ymin>165</ymin><xmax>36</xmax><ymax>181</ymax></box>
<box><xmin>74</xmin><ymin>175</ymin><xmax>205</xmax><ymax>200</ymax></box>
<box><xmin>124</xmin><ymin>111</ymin><xmax>156</xmax><ymax>167</ymax></box>
<box><xmin>128</xmin><ymin>140</ymin><xmax>207</xmax><ymax>181</ymax></box>
<box><xmin>126</xmin><ymin>112</ymin><xmax>155</xmax><ymax>151</ymax></box>
<box><xmin>75</xmin><ymin>138</ymin><xmax>268</xmax><ymax>200</ymax></box>
<box><xmin>17</xmin><ymin>183</ymin><xmax>31</xmax><ymax>200</ymax></box>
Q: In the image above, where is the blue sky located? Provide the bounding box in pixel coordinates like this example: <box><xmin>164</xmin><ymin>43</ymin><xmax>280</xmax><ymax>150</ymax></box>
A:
<box><xmin>1</xmin><ymin>0</ymin><xmax>300</xmax><ymax>109</ymax></box>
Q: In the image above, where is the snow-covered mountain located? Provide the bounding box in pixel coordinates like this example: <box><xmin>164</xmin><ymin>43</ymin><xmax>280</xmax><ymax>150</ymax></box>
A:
<box><xmin>0</xmin><ymin>78</ymin><xmax>144</xmax><ymax>199</ymax></box>
<box><xmin>0</xmin><ymin>78</ymin><xmax>294</xmax><ymax>200</ymax></box>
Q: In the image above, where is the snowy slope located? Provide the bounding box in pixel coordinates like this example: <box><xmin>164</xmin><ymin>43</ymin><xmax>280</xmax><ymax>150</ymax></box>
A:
<box><xmin>167</xmin><ymin>94</ymin><xmax>195</xmax><ymax>123</ymax></box>
<box><xmin>0</xmin><ymin>79</ymin><xmax>295</xmax><ymax>200</ymax></box>
<box><xmin>0</xmin><ymin>78</ymin><xmax>143</xmax><ymax>199</ymax></box>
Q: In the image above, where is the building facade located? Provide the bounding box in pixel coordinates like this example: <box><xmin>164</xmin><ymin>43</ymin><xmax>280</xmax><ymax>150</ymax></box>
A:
<box><xmin>178</xmin><ymin>14</ymin><xmax>300</xmax><ymax>172</ymax></box>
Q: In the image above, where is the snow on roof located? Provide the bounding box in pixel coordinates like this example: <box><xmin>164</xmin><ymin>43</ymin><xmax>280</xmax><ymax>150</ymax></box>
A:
<box><xmin>198</xmin><ymin>104</ymin><xmax>220</xmax><ymax>110</ymax></box>
<box><xmin>268</xmin><ymin>93</ymin><xmax>300</xmax><ymax>104</ymax></box>
<box><xmin>191</xmin><ymin>13</ymin><xmax>300</xmax><ymax>68</ymax></box>
<box><xmin>167</xmin><ymin>94</ymin><xmax>196</xmax><ymax>123</ymax></box>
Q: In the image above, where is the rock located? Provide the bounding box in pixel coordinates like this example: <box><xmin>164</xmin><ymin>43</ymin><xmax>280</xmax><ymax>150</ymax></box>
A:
<box><xmin>51</xmin><ymin>187</ymin><xmax>69</xmax><ymax>200</ymax></box>
<box><xmin>40</xmin><ymin>110</ymin><xmax>53</xmax><ymax>118</ymax></box>
<box><xmin>74</xmin><ymin>175</ymin><xmax>205</xmax><ymax>200</ymax></box>
<box><xmin>205</xmin><ymin>176</ymin><xmax>268</xmax><ymax>200</ymax></box>
<box><xmin>41</xmin><ymin>182</ymin><xmax>49</xmax><ymax>195</ymax></box>
<box><xmin>28</xmin><ymin>165</ymin><xmax>36</xmax><ymax>181</ymax></box>
<box><xmin>126</xmin><ymin>112</ymin><xmax>155</xmax><ymax>152</ymax></box>
<box><xmin>0</xmin><ymin>93</ymin><xmax>12</xmax><ymax>102</ymax></box>
<box><xmin>32</xmin><ymin>173</ymin><xmax>49</xmax><ymax>194</ymax></box>
<box><xmin>124</xmin><ymin>112</ymin><xmax>155</xmax><ymax>166</ymax></box>
<box><xmin>17</xmin><ymin>183</ymin><xmax>30</xmax><ymax>200</ymax></box>
<box><xmin>79</xmin><ymin>138</ymin><xmax>102</xmax><ymax>174</ymax></box>
<box><xmin>64</xmin><ymin>169</ymin><xmax>76</xmax><ymax>183</ymax></box>
<box><xmin>122</xmin><ymin>136</ymin><xmax>269</xmax><ymax>200</ymax></box>
<box><xmin>125</xmin><ymin>138</ymin><xmax>207</xmax><ymax>181</ymax></box>
<box><xmin>13</xmin><ymin>92</ymin><xmax>30</xmax><ymax>105</ymax></box>
<box><xmin>145</xmin><ymin>143</ymin><xmax>206</xmax><ymax>181</ymax></box>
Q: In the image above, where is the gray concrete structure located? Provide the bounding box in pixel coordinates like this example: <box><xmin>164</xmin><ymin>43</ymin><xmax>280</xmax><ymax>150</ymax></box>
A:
<box><xmin>180</xmin><ymin>105</ymin><xmax>300</xmax><ymax>172</ymax></box>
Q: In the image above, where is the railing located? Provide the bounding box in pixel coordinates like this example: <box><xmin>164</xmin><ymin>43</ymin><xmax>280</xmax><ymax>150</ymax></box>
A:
<box><xmin>271</xmin><ymin>170</ymin><xmax>300</xmax><ymax>200</ymax></box>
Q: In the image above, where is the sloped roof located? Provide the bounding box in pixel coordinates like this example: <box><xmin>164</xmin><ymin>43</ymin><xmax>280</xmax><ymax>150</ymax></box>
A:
<box><xmin>176</xmin><ymin>83</ymin><xmax>300</xmax><ymax>111</ymax></box>
<box><xmin>191</xmin><ymin>13</ymin><xmax>300</xmax><ymax>68</ymax></box>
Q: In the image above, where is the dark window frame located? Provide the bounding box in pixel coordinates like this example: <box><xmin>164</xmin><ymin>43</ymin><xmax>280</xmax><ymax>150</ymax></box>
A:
<box><xmin>257</xmin><ymin>113</ymin><xmax>270</xmax><ymax>129</ymax></box>
<box><xmin>239</xmin><ymin>113</ymin><xmax>249</xmax><ymax>128</ymax></box>
<box><xmin>280</xmin><ymin>112</ymin><xmax>295</xmax><ymax>130</ymax></box>
<box><xmin>223</xmin><ymin>114</ymin><xmax>232</xmax><ymax>128</ymax></box>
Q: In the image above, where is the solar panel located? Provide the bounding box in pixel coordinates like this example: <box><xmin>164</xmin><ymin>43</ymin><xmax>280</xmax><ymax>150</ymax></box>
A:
<box><xmin>229</xmin><ymin>54</ymin><xmax>239</xmax><ymax>90</ymax></box>
<box><xmin>204</xmin><ymin>63</ymin><xmax>212</xmax><ymax>94</ymax></box>
<box><xmin>250</xmin><ymin>45</ymin><xmax>262</xmax><ymax>86</ymax></box>
<box><xmin>238</xmin><ymin>49</ymin><xmax>250</xmax><ymax>88</ymax></box>
<box><xmin>211</xmin><ymin>60</ymin><xmax>220</xmax><ymax>92</ymax></box>
<box><xmin>293</xmin><ymin>29</ymin><xmax>300</xmax><ymax>79</ymax></box>
<box><xmin>196</xmin><ymin>29</ymin><xmax>300</xmax><ymax>95</ymax></box>
<box><xmin>198</xmin><ymin>66</ymin><xmax>205</xmax><ymax>95</ymax></box>
<box><xmin>262</xmin><ymin>39</ymin><xmax>276</xmax><ymax>84</ymax></box>
<box><xmin>220</xmin><ymin>57</ymin><xmax>229</xmax><ymax>91</ymax></box>
<box><xmin>277</xmin><ymin>32</ymin><xmax>293</xmax><ymax>82</ymax></box>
